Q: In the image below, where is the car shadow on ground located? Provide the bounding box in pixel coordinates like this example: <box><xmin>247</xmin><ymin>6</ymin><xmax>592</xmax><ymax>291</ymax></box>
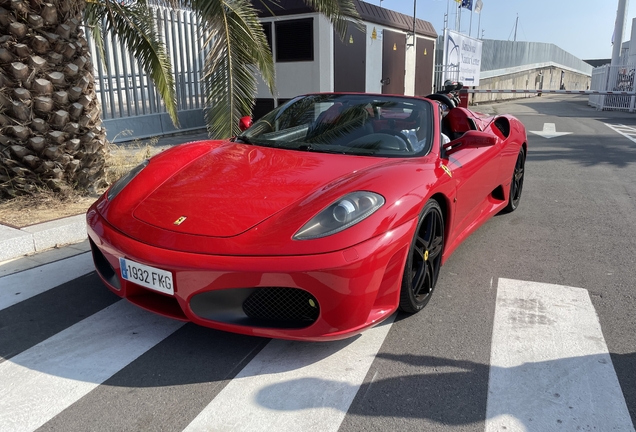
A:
<box><xmin>254</xmin><ymin>351</ymin><xmax>636</xmax><ymax>429</ymax></box>
<box><xmin>2</xmin><ymin>271</ymin><xmax>635</xmax><ymax>428</ymax></box>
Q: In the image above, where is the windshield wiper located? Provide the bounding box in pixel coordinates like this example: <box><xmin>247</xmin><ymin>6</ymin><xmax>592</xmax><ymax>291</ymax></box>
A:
<box><xmin>301</xmin><ymin>144</ymin><xmax>375</xmax><ymax>156</ymax></box>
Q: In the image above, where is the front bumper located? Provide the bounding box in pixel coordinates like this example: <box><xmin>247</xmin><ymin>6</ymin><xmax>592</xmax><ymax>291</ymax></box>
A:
<box><xmin>87</xmin><ymin>207</ymin><xmax>416</xmax><ymax>341</ymax></box>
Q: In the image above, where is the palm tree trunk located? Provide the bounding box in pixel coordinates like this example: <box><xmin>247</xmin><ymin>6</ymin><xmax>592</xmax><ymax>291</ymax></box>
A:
<box><xmin>0</xmin><ymin>0</ymin><xmax>107</xmax><ymax>198</ymax></box>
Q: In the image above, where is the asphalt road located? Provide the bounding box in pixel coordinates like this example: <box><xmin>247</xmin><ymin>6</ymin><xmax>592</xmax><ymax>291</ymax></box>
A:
<box><xmin>0</xmin><ymin>95</ymin><xmax>634</xmax><ymax>432</ymax></box>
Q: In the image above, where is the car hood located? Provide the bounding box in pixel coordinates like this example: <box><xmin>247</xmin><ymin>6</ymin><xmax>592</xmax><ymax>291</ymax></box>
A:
<box><xmin>132</xmin><ymin>143</ymin><xmax>384</xmax><ymax>237</ymax></box>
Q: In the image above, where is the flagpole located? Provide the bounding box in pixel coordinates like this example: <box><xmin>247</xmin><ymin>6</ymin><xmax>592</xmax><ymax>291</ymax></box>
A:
<box><xmin>475</xmin><ymin>0</ymin><xmax>483</xmax><ymax>39</ymax></box>
<box><xmin>469</xmin><ymin>9</ymin><xmax>473</xmax><ymax>36</ymax></box>
<box><xmin>455</xmin><ymin>3</ymin><xmax>459</xmax><ymax>30</ymax></box>
<box><xmin>477</xmin><ymin>12</ymin><xmax>481</xmax><ymax>38</ymax></box>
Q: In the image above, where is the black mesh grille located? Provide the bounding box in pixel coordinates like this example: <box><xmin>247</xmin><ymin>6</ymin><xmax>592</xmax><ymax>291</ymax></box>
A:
<box><xmin>243</xmin><ymin>287</ymin><xmax>319</xmax><ymax>324</ymax></box>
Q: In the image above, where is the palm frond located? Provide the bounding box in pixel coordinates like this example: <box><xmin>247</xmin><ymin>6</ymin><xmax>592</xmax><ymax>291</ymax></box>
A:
<box><xmin>84</xmin><ymin>2</ymin><xmax>107</xmax><ymax>70</ymax></box>
<box><xmin>87</xmin><ymin>0</ymin><xmax>179</xmax><ymax>127</ymax></box>
<box><xmin>299</xmin><ymin>0</ymin><xmax>360</xmax><ymax>38</ymax></box>
<box><xmin>190</xmin><ymin>0</ymin><xmax>275</xmax><ymax>138</ymax></box>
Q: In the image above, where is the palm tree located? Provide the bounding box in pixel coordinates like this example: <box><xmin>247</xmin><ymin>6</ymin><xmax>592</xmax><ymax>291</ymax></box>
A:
<box><xmin>0</xmin><ymin>0</ymin><xmax>357</xmax><ymax>198</ymax></box>
<box><xmin>0</xmin><ymin>0</ymin><xmax>176</xmax><ymax>197</ymax></box>
<box><xmin>189</xmin><ymin>0</ymin><xmax>359</xmax><ymax>138</ymax></box>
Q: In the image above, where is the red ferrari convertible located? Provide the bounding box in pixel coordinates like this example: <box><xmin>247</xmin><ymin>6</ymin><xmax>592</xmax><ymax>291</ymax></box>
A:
<box><xmin>87</xmin><ymin>88</ymin><xmax>527</xmax><ymax>341</ymax></box>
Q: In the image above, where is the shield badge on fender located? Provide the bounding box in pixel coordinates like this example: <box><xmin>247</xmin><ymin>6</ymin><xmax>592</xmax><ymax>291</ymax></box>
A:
<box><xmin>173</xmin><ymin>216</ymin><xmax>187</xmax><ymax>226</ymax></box>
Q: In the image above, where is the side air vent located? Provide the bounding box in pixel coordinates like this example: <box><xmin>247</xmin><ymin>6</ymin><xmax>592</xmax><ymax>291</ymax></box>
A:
<box><xmin>493</xmin><ymin>117</ymin><xmax>511</xmax><ymax>138</ymax></box>
<box><xmin>89</xmin><ymin>238</ymin><xmax>120</xmax><ymax>290</ymax></box>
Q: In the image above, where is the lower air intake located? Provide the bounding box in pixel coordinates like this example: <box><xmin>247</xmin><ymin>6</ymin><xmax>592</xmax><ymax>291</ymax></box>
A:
<box><xmin>243</xmin><ymin>287</ymin><xmax>319</xmax><ymax>324</ymax></box>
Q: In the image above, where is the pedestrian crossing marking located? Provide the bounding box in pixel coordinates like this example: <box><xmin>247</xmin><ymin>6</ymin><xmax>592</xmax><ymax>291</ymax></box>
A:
<box><xmin>605</xmin><ymin>123</ymin><xmax>636</xmax><ymax>144</ymax></box>
<box><xmin>1</xmin><ymin>251</ymin><xmax>634</xmax><ymax>432</ymax></box>
<box><xmin>184</xmin><ymin>316</ymin><xmax>396</xmax><ymax>432</ymax></box>
<box><xmin>0</xmin><ymin>300</ymin><xmax>184</xmax><ymax>432</ymax></box>
<box><xmin>0</xmin><ymin>252</ymin><xmax>94</xmax><ymax>311</ymax></box>
<box><xmin>485</xmin><ymin>278</ymin><xmax>634</xmax><ymax>432</ymax></box>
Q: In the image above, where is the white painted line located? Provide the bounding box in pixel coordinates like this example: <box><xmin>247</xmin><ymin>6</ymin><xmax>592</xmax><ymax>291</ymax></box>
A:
<box><xmin>0</xmin><ymin>300</ymin><xmax>184</xmax><ymax>432</ymax></box>
<box><xmin>608</xmin><ymin>124</ymin><xmax>636</xmax><ymax>133</ymax></box>
<box><xmin>486</xmin><ymin>278</ymin><xmax>634</xmax><ymax>432</ymax></box>
<box><xmin>605</xmin><ymin>123</ymin><xmax>636</xmax><ymax>144</ymax></box>
<box><xmin>184</xmin><ymin>315</ymin><xmax>396</xmax><ymax>432</ymax></box>
<box><xmin>0</xmin><ymin>252</ymin><xmax>94</xmax><ymax>311</ymax></box>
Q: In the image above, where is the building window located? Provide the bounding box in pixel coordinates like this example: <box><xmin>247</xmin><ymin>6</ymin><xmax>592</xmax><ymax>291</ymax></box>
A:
<box><xmin>262</xmin><ymin>22</ymin><xmax>272</xmax><ymax>51</ymax></box>
<box><xmin>275</xmin><ymin>19</ymin><xmax>314</xmax><ymax>62</ymax></box>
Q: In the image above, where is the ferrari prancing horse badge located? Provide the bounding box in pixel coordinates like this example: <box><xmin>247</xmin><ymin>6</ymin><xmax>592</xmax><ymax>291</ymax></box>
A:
<box><xmin>441</xmin><ymin>164</ymin><xmax>452</xmax><ymax>178</ymax></box>
<box><xmin>173</xmin><ymin>216</ymin><xmax>187</xmax><ymax>226</ymax></box>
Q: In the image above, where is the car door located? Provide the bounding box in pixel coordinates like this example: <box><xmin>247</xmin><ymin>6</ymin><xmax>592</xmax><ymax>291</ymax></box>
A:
<box><xmin>442</xmin><ymin>132</ymin><xmax>502</xmax><ymax>240</ymax></box>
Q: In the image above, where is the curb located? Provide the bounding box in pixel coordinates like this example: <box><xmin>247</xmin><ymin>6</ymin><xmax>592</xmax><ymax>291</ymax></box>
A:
<box><xmin>0</xmin><ymin>214</ymin><xmax>87</xmax><ymax>263</ymax></box>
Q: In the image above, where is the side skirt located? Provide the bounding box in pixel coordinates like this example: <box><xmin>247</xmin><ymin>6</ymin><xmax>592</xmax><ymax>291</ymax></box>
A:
<box><xmin>441</xmin><ymin>192</ymin><xmax>508</xmax><ymax>265</ymax></box>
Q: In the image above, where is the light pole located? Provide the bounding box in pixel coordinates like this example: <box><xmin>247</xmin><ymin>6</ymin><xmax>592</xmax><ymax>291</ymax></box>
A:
<box><xmin>611</xmin><ymin>0</ymin><xmax>629</xmax><ymax>66</ymax></box>
<box><xmin>407</xmin><ymin>0</ymin><xmax>416</xmax><ymax>46</ymax></box>
<box><xmin>412</xmin><ymin>0</ymin><xmax>417</xmax><ymax>43</ymax></box>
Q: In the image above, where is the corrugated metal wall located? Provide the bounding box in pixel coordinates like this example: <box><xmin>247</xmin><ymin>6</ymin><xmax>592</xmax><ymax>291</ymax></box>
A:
<box><xmin>480</xmin><ymin>40</ymin><xmax>592</xmax><ymax>75</ymax></box>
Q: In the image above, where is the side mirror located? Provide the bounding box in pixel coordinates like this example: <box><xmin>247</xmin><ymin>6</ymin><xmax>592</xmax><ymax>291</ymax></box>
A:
<box><xmin>239</xmin><ymin>116</ymin><xmax>252</xmax><ymax>131</ymax></box>
<box><xmin>444</xmin><ymin>130</ymin><xmax>497</xmax><ymax>156</ymax></box>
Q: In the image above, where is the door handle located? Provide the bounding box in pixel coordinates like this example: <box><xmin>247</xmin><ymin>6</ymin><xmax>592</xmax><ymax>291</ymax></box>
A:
<box><xmin>380</xmin><ymin>77</ymin><xmax>390</xmax><ymax>85</ymax></box>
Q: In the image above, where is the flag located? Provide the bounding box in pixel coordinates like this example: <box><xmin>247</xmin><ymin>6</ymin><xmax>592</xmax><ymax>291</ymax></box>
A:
<box><xmin>474</xmin><ymin>0</ymin><xmax>483</xmax><ymax>13</ymax></box>
<box><xmin>454</xmin><ymin>0</ymin><xmax>462</xmax><ymax>3</ymax></box>
<box><xmin>461</xmin><ymin>0</ymin><xmax>472</xmax><ymax>10</ymax></box>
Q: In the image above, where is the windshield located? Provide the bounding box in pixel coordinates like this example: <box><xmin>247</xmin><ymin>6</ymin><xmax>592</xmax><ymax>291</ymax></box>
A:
<box><xmin>236</xmin><ymin>94</ymin><xmax>433</xmax><ymax>157</ymax></box>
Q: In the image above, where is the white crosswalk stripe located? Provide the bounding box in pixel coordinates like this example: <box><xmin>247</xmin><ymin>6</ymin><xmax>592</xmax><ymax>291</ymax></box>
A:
<box><xmin>605</xmin><ymin>123</ymin><xmax>636</xmax><ymax>144</ymax></box>
<box><xmin>486</xmin><ymin>279</ymin><xmax>634</xmax><ymax>432</ymax></box>
<box><xmin>0</xmin><ymin>256</ymin><xmax>634</xmax><ymax>432</ymax></box>
<box><xmin>0</xmin><ymin>300</ymin><xmax>184</xmax><ymax>432</ymax></box>
<box><xmin>0</xmin><ymin>252</ymin><xmax>94</xmax><ymax>311</ymax></box>
<box><xmin>184</xmin><ymin>316</ymin><xmax>395</xmax><ymax>432</ymax></box>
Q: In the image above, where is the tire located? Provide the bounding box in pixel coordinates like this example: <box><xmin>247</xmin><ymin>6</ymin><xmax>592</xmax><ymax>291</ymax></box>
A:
<box><xmin>502</xmin><ymin>147</ymin><xmax>526</xmax><ymax>213</ymax></box>
<box><xmin>399</xmin><ymin>199</ymin><xmax>445</xmax><ymax>313</ymax></box>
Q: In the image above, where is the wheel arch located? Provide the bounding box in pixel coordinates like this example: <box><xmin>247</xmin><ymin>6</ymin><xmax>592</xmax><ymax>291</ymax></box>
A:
<box><xmin>429</xmin><ymin>192</ymin><xmax>450</xmax><ymax>254</ymax></box>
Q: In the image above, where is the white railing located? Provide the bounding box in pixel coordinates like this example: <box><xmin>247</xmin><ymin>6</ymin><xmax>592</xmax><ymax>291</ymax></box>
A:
<box><xmin>89</xmin><ymin>7</ymin><xmax>208</xmax><ymax>120</ymax></box>
<box><xmin>589</xmin><ymin>64</ymin><xmax>636</xmax><ymax>112</ymax></box>
<box><xmin>434</xmin><ymin>64</ymin><xmax>460</xmax><ymax>92</ymax></box>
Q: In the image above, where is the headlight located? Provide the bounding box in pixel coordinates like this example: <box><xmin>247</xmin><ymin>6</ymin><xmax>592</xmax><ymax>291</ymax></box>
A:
<box><xmin>293</xmin><ymin>191</ymin><xmax>385</xmax><ymax>240</ymax></box>
<box><xmin>107</xmin><ymin>160</ymin><xmax>149</xmax><ymax>201</ymax></box>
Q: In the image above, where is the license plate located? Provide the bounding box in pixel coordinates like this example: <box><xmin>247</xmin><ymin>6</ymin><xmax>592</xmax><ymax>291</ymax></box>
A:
<box><xmin>119</xmin><ymin>258</ymin><xmax>174</xmax><ymax>295</ymax></box>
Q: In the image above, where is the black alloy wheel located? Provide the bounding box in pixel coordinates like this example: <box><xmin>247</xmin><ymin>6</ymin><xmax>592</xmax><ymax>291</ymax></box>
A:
<box><xmin>503</xmin><ymin>147</ymin><xmax>526</xmax><ymax>213</ymax></box>
<box><xmin>399</xmin><ymin>199</ymin><xmax>445</xmax><ymax>313</ymax></box>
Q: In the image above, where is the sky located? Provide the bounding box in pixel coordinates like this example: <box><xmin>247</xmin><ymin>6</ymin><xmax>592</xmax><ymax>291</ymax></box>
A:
<box><xmin>376</xmin><ymin>0</ymin><xmax>636</xmax><ymax>60</ymax></box>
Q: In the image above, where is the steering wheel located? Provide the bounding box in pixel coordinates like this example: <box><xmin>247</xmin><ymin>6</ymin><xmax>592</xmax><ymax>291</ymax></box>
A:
<box><xmin>425</xmin><ymin>93</ymin><xmax>456</xmax><ymax>110</ymax></box>
<box><xmin>376</xmin><ymin>129</ymin><xmax>413</xmax><ymax>151</ymax></box>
